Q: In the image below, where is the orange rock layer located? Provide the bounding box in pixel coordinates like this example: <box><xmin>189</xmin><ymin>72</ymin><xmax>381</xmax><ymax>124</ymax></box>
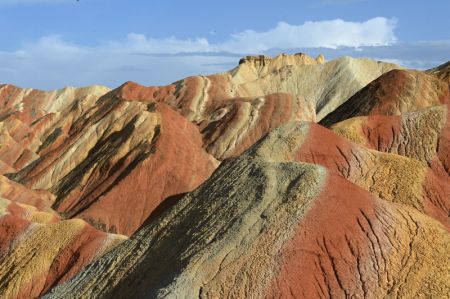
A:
<box><xmin>0</xmin><ymin>54</ymin><xmax>448</xmax><ymax>298</ymax></box>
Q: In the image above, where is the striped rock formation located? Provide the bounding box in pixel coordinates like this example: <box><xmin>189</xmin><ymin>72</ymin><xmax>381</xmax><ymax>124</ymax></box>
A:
<box><xmin>0</xmin><ymin>198</ymin><xmax>126</xmax><ymax>299</ymax></box>
<box><xmin>7</xmin><ymin>90</ymin><xmax>218</xmax><ymax>236</ymax></box>
<box><xmin>0</xmin><ymin>55</ymin><xmax>449</xmax><ymax>298</ymax></box>
<box><xmin>330</xmin><ymin>104</ymin><xmax>450</xmax><ymax>177</ymax></box>
<box><xmin>199</xmin><ymin>92</ymin><xmax>316</xmax><ymax>159</ymax></box>
<box><xmin>125</xmin><ymin>54</ymin><xmax>398</xmax><ymax>123</ymax></box>
<box><xmin>0</xmin><ymin>84</ymin><xmax>110</xmax><ymax>172</ymax></box>
<box><xmin>0</xmin><ymin>174</ymin><xmax>55</xmax><ymax>212</ymax></box>
<box><xmin>44</xmin><ymin>135</ymin><xmax>449</xmax><ymax>298</ymax></box>
<box><xmin>107</xmin><ymin>54</ymin><xmax>399</xmax><ymax>160</ymax></box>
<box><xmin>249</xmin><ymin>121</ymin><xmax>449</xmax><ymax>229</ymax></box>
<box><xmin>0</xmin><ymin>83</ymin><xmax>218</xmax><ymax>236</ymax></box>
<box><xmin>320</xmin><ymin>69</ymin><xmax>449</xmax><ymax>127</ymax></box>
<box><xmin>427</xmin><ymin>60</ymin><xmax>450</xmax><ymax>84</ymax></box>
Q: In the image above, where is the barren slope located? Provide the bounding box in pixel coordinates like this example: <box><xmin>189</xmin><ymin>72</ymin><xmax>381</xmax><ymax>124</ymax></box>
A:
<box><xmin>125</xmin><ymin>54</ymin><xmax>398</xmax><ymax>125</ymax></box>
<box><xmin>330</xmin><ymin>104</ymin><xmax>450</xmax><ymax>176</ymax></box>
<box><xmin>45</xmin><ymin>138</ymin><xmax>450</xmax><ymax>298</ymax></box>
<box><xmin>320</xmin><ymin>69</ymin><xmax>449</xmax><ymax>127</ymax></box>
<box><xmin>106</xmin><ymin>54</ymin><xmax>399</xmax><ymax>160</ymax></box>
<box><xmin>0</xmin><ymin>54</ymin><xmax>448</xmax><ymax>298</ymax></box>
<box><xmin>0</xmin><ymin>198</ymin><xmax>126</xmax><ymax>299</ymax></box>
<box><xmin>249</xmin><ymin>121</ymin><xmax>449</xmax><ymax>228</ymax></box>
<box><xmin>427</xmin><ymin>60</ymin><xmax>450</xmax><ymax>84</ymax></box>
<box><xmin>7</xmin><ymin>86</ymin><xmax>218</xmax><ymax>236</ymax></box>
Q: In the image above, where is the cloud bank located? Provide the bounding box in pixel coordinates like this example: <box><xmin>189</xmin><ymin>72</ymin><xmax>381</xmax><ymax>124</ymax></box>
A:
<box><xmin>0</xmin><ymin>17</ymin><xmax>446</xmax><ymax>89</ymax></box>
<box><xmin>220</xmin><ymin>18</ymin><xmax>397</xmax><ymax>52</ymax></box>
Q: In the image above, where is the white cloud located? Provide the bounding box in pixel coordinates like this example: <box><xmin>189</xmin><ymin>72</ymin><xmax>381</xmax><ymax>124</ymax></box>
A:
<box><xmin>0</xmin><ymin>34</ymin><xmax>236</xmax><ymax>89</ymax></box>
<box><xmin>114</xmin><ymin>33</ymin><xmax>212</xmax><ymax>54</ymax></box>
<box><xmin>0</xmin><ymin>17</ymin><xmax>405</xmax><ymax>89</ymax></box>
<box><xmin>219</xmin><ymin>18</ymin><xmax>397</xmax><ymax>53</ymax></box>
<box><xmin>98</xmin><ymin>17</ymin><xmax>397</xmax><ymax>56</ymax></box>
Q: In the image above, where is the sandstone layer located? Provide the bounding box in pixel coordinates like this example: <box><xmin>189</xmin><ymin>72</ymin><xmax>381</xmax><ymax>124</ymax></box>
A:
<box><xmin>320</xmin><ymin>69</ymin><xmax>449</xmax><ymax>127</ymax></box>
<box><xmin>0</xmin><ymin>54</ymin><xmax>448</xmax><ymax>298</ymax></box>
<box><xmin>45</xmin><ymin>136</ymin><xmax>449</xmax><ymax>298</ymax></box>
<box><xmin>7</xmin><ymin>88</ymin><xmax>218</xmax><ymax>235</ymax></box>
<box><xmin>0</xmin><ymin>198</ymin><xmax>126</xmax><ymax>299</ymax></box>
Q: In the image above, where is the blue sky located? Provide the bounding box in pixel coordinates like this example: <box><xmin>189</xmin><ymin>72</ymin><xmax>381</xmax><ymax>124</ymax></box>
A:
<box><xmin>0</xmin><ymin>0</ymin><xmax>449</xmax><ymax>89</ymax></box>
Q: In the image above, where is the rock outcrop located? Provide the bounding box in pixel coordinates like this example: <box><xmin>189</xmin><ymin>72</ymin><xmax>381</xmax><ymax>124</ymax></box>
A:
<box><xmin>0</xmin><ymin>85</ymin><xmax>110</xmax><ymax>172</ymax></box>
<box><xmin>427</xmin><ymin>60</ymin><xmax>450</xmax><ymax>84</ymax></box>
<box><xmin>200</xmin><ymin>92</ymin><xmax>316</xmax><ymax>159</ymax></box>
<box><xmin>0</xmin><ymin>198</ymin><xmax>126</xmax><ymax>299</ymax></box>
<box><xmin>106</xmin><ymin>54</ymin><xmax>399</xmax><ymax>160</ymax></box>
<box><xmin>44</xmin><ymin>136</ymin><xmax>449</xmax><ymax>298</ymax></box>
<box><xmin>249</xmin><ymin>121</ymin><xmax>449</xmax><ymax>229</ymax></box>
<box><xmin>0</xmin><ymin>54</ymin><xmax>448</xmax><ymax>298</ymax></box>
<box><xmin>320</xmin><ymin>69</ymin><xmax>449</xmax><ymax>127</ymax></box>
<box><xmin>330</xmin><ymin>104</ymin><xmax>450</xmax><ymax>176</ymax></box>
<box><xmin>7</xmin><ymin>86</ymin><xmax>218</xmax><ymax>236</ymax></box>
<box><xmin>110</xmin><ymin>54</ymin><xmax>399</xmax><ymax>126</ymax></box>
<box><xmin>0</xmin><ymin>175</ymin><xmax>55</xmax><ymax>212</ymax></box>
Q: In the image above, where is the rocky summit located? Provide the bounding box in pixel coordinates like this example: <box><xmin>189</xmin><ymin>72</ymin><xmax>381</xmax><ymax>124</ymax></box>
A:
<box><xmin>0</xmin><ymin>53</ymin><xmax>449</xmax><ymax>298</ymax></box>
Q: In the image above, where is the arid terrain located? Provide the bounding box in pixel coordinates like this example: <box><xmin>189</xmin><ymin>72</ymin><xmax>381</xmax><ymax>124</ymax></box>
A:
<box><xmin>0</xmin><ymin>53</ymin><xmax>448</xmax><ymax>298</ymax></box>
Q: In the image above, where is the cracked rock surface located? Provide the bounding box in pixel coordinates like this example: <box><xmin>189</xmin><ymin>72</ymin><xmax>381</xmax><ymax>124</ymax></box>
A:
<box><xmin>45</xmin><ymin>137</ymin><xmax>449</xmax><ymax>298</ymax></box>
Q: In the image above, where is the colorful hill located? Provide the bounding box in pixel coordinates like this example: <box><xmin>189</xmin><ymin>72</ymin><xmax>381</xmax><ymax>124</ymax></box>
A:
<box><xmin>0</xmin><ymin>54</ymin><xmax>448</xmax><ymax>298</ymax></box>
